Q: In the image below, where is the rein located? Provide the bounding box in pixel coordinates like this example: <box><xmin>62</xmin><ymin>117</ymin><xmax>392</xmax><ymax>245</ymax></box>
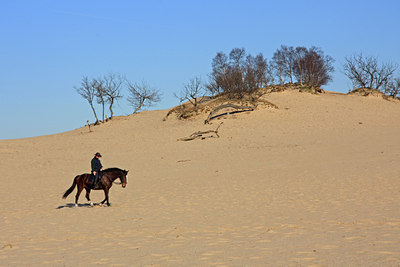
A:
<box><xmin>106</xmin><ymin>174</ymin><xmax>124</xmax><ymax>185</ymax></box>
<box><xmin>101</xmin><ymin>169</ymin><xmax>126</xmax><ymax>185</ymax></box>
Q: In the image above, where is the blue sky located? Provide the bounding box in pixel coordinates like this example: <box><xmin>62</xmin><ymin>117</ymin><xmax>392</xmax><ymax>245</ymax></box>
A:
<box><xmin>1</xmin><ymin>0</ymin><xmax>399</xmax><ymax>139</ymax></box>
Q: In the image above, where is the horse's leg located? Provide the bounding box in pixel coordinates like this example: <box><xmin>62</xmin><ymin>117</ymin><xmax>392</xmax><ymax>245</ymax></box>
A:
<box><xmin>85</xmin><ymin>188</ymin><xmax>93</xmax><ymax>206</ymax></box>
<box><xmin>100</xmin><ymin>188</ymin><xmax>110</xmax><ymax>206</ymax></box>
<box><xmin>75</xmin><ymin>183</ymin><xmax>84</xmax><ymax>207</ymax></box>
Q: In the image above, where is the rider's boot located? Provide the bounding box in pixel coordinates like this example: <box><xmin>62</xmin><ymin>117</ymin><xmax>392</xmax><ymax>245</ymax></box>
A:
<box><xmin>92</xmin><ymin>177</ymin><xmax>98</xmax><ymax>189</ymax></box>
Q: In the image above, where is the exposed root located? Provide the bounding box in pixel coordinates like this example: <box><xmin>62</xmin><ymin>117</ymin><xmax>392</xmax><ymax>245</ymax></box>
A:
<box><xmin>178</xmin><ymin>122</ymin><xmax>223</xmax><ymax>141</ymax></box>
<box><xmin>204</xmin><ymin>104</ymin><xmax>257</xmax><ymax>124</ymax></box>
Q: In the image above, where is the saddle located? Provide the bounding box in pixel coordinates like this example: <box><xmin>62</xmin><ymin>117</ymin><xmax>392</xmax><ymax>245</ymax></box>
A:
<box><xmin>90</xmin><ymin>171</ymin><xmax>103</xmax><ymax>189</ymax></box>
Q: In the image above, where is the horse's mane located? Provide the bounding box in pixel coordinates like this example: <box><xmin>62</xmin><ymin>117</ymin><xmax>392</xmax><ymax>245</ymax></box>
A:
<box><xmin>103</xmin><ymin>167</ymin><xmax>126</xmax><ymax>173</ymax></box>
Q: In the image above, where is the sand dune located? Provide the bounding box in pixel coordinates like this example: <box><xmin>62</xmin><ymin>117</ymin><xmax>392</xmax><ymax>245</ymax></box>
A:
<box><xmin>1</xmin><ymin>90</ymin><xmax>400</xmax><ymax>266</ymax></box>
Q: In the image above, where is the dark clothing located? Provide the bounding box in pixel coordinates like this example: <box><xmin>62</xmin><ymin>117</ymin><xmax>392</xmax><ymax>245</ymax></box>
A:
<box><xmin>91</xmin><ymin>156</ymin><xmax>103</xmax><ymax>189</ymax></box>
<box><xmin>91</xmin><ymin>157</ymin><xmax>103</xmax><ymax>172</ymax></box>
<box><xmin>92</xmin><ymin>171</ymin><xmax>101</xmax><ymax>189</ymax></box>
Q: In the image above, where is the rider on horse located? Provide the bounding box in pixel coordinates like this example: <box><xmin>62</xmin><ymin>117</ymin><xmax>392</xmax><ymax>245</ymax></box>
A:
<box><xmin>91</xmin><ymin>152</ymin><xmax>103</xmax><ymax>189</ymax></box>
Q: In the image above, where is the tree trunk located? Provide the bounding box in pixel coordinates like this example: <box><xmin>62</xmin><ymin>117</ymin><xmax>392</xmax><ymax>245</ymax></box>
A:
<box><xmin>102</xmin><ymin>102</ymin><xmax>105</xmax><ymax>121</ymax></box>
<box><xmin>90</xmin><ymin>103</ymin><xmax>99</xmax><ymax>123</ymax></box>
<box><xmin>109</xmin><ymin>99</ymin><xmax>114</xmax><ymax>119</ymax></box>
<box><xmin>133</xmin><ymin>101</ymin><xmax>144</xmax><ymax>114</ymax></box>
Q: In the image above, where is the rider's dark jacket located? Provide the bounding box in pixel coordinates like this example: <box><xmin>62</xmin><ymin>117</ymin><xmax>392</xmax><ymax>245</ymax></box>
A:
<box><xmin>91</xmin><ymin>157</ymin><xmax>103</xmax><ymax>173</ymax></box>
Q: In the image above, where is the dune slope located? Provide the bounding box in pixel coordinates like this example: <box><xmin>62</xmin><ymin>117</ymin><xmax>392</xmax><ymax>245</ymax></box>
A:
<box><xmin>1</xmin><ymin>91</ymin><xmax>400</xmax><ymax>266</ymax></box>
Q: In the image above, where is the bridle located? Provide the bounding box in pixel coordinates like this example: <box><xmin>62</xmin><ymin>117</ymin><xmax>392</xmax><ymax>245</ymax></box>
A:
<box><xmin>112</xmin><ymin>174</ymin><xmax>127</xmax><ymax>186</ymax></box>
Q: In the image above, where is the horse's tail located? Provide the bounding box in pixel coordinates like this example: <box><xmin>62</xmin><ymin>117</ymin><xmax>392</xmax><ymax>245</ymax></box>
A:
<box><xmin>62</xmin><ymin>175</ymin><xmax>79</xmax><ymax>199</ymax></box>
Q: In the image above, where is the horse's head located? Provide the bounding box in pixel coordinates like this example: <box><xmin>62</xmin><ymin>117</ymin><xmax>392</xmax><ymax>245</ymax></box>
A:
<box><xmin>120</xmin><ymin>170</ymin><xmax>128</xmax><ymax>188</ymax></box>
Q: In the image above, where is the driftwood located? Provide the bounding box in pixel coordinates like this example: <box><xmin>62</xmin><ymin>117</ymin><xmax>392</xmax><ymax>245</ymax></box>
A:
<box><xmin>204</xmin><ymin>104</ymin><xmax>257</xmax><ymax>124</ymax></box>
<box><xmin>178</xmin><ymin>122</ymin><xmax>223</xmax><ymax>141</ymax></box>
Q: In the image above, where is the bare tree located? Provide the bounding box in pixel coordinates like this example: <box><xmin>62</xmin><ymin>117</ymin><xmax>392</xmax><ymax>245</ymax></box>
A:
<box><xmin>254</xmin><ymin>53</ymin><xmax>266</xmax><ymax>87</ymax></box>
<box><xmin>283</xmin><ymin>46</ymin><xmax>296</xmax><ymax>83</ymax></box>
<box><xmin>243</xmin><ymin>54</ymin><xmax>258</xmax><ymax>94</ymax></box>
<box><xmin>207</xmin><ymin>52</ymin><xmax>229</xmax><ymax>95</ymax></box>
<box><xmin>92</xmin><ymin>78</ymin><xmax>106</xmax><ymax>122</ymax></box>
<box><xmin>301</xmin><ymin>47</ymin><xmax>335</xmax><ymax>87</ymax></box>
<box><xmin>175</xmin><ymin>76</ymin><xmax>204</xmax><ymax>107</ymax></box>
<box><xmin>126</xmin><ymin>80</ymin><xmax>161</xmax><ymax>114</ymax></box>
<box><xmin>293</xmin><ymin>46</ymin><xmax>308</xmax><ymax>85</ymax></box>
<box><xmin>228</xmin><ymin>48</ymin><xmax>247</xmax><ymax>97</ymax></box>
<box><xmin>289</xmin><ymin>46</ymin><xmax>335</xmax><ymax>87</ymax></box>
<box><xmin>254</xmin><ymin>53</ymin><xmax>272</xmax><ymax>87</ymax></box>
<box><xmin>265</xmin><ymin>59</ymin><xmax>275</xmax><ymax>86</ymax></box>
<box><xmin>394</xmin><ymin>78</ymin><xmax>400</xmax><ymax>97</ymax></box>
<box><xmin>271</xmin><ymin>45</ymin><xmax>296</xmax><ymax>84</ymax></box>
<box><xmin>102</xmin><ymin>73</ymin><xmax>123</xmax><ymax>119</ymax></box>
<box><xmin>384</xmin><ymin>77</ymin><xmax>400</xmax><ymax>97</ymax></box>
<box><xmin>271</xmin><ymin>48</ymin><xmax>286</xmax><ymax>84</ymax></box>
<box><xmin>208</xmin><ymin>48</ymin><xmax>272</xmax><ymax>98</ymax></box>
<box><xmin>75</xmin><ymin>76</ymin><xmax>99</xmax><ymax>123</ymax></box>
<box><xmin>343</xmin><ymin>53</ymin><xmax>398</xmax><ymax>91</ymax></box>
<box><xmin>227</xmin><ymin>62</ymin><xmax>246</xmax><ymax>97</ymax></box>
<box><xmin>229</xmin><ymin>48</ymin><xmax>246</xmax><ymax>71</ymax></box>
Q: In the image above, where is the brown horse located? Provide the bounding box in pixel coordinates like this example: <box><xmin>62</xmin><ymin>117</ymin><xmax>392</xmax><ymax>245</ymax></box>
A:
<box><xmin>62</xmin><ymin>168</ymin><xmax>128</xmax><ymax>207</ymax></box>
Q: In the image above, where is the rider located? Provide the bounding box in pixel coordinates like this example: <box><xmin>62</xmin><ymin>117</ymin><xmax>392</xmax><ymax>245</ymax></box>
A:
<box><xmin>91</xmin><ymin>152</ymin><xmax>103</xmax><ymax>189</ymax></box>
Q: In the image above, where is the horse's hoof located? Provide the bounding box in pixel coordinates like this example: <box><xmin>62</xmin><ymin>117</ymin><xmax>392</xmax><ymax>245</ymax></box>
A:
<box><xmin>74</xmin><ymin>204</ymin><xmax>78</xmax><ymax>208</ymax></box>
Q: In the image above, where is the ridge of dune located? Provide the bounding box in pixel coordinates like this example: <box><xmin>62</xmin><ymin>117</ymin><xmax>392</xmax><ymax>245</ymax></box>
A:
<box><xmin>1</xmin><ymin>90</ymin><xmax>400</xmax><ymax>266</ymax></box>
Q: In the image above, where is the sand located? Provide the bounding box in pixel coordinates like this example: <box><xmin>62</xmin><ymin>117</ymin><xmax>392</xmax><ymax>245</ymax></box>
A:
<box><xmin>1</xmin><ymin>90</ymin><xmax>400</xmax><ymax>266</ymax></box>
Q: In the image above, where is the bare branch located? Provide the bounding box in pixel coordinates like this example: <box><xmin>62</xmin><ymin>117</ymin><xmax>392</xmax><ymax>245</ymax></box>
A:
<box><xmin>291</xmin><ymin>46</ymin><xmax>334</xmax><ymax>87</ymax></box>
<box><xmin>343</xmin><ymin>53</ymin><xmax>398</xmax><ymax>91</ymax></box>
<box><xmin>102</xmin><ymin>73</ymin><xmax>123</xmax><ymax>119</ymax></box>
<box><xmin>384</xmin><ymin>77</ymin><xmax>400</xmax><ymax>97</ymax></box>
<box><xmin>92</xmin><ymin>78</ymin><xmax>106</xmax><ymax>122</ymax></box>
<box><xmin>207</xmin><ymin>48</ymin><xmax>273</xmax><ymax>99</ymax></box>
<box><xmin>75</xmin><ymin>76</ymin><xmax>99</xmax><ymax>123</ymax></box>
<box><xmin>175</xmin><ymin>76</ymin><xmax>205</xmax><ymax>107</ymax></box>
<box><xmin>126</xmin><ymin>80</ymin><xmax>161</xmax><ymax>114</ymax></box>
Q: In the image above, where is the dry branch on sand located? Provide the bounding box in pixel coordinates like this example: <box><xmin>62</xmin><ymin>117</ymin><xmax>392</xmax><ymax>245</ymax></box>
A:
<box><xmin>178</xmin><ymin>122</ymin><xmax>223</xmax><ymax>141</ymax></box>
<box><xmin>164</xmin><ymin>92</ymin><xmax>278</xmax><ymax>122</ymax></box>
<box><xmin>204</xmin><ymin>104</ymin><xmax>258</xmax><ymax>124</ymax></box>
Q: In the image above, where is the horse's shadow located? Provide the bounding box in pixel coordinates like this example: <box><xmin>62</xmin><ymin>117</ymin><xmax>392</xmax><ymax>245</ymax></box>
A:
<box><xmin>56</xmin><ymin>203</ymin><xmax>110</xmax><ymax>209</ymax></box>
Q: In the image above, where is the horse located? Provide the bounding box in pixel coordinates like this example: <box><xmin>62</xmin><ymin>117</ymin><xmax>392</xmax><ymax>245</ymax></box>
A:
<box><xmin>62</xmin><ymin>167</ymin><xmax>128</xmax><ymax>207</ymax></box>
